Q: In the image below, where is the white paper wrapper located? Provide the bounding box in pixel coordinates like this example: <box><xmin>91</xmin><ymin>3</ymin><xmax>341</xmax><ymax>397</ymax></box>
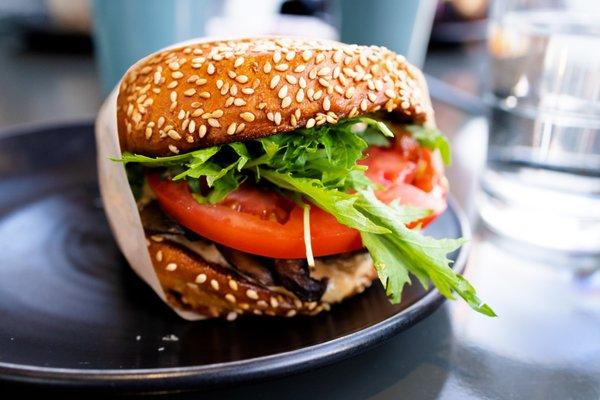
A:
<box><xmin>94</xmin><ymin>37</ymin><xmax>244</xmax><ymax>321</ymax></box>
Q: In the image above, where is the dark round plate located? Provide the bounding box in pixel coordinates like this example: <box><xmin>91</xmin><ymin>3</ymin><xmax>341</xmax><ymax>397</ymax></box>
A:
<box><xmin>0</xmin><ymin>121</ymin><xmax>469</xmax><ymax>392</ymax></box>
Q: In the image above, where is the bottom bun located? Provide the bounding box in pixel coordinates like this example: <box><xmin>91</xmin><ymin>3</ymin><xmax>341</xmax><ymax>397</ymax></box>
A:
<box><xmin>147</xmin><ymin>235</ymin><xmax>377</xmax><ymax>320</ymax></box>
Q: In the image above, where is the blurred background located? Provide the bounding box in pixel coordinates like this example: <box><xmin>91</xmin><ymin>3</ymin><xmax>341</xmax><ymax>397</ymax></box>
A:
<box><xmin>0</xmin><ymin>0</ymin><xmax>599</xmax><ymax>397</ymax></box>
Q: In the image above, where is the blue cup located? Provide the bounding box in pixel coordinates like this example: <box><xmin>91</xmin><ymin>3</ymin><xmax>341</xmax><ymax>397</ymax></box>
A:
<box><xmin>91</xmin><ymin>0</ymin><xmax>216</xmax><ymax>94</ymax></box>
<box><xmin>339</xmin><ymin>0</ymin><xmax>437</xmax><ymax>68</ymax></box>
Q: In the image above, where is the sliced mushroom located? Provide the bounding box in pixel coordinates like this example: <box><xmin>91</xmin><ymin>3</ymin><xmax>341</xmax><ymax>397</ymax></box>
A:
<box><xmin>272</xmin><ymin>259</ymin><xmax>328</xmax><ymax>302</ymax></box>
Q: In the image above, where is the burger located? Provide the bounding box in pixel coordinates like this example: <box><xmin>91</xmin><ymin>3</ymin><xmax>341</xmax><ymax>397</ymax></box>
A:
<box><xmin>115</xmin><ymin>37</ymin><xmax>493</xmax><ymax>319</ymax></box>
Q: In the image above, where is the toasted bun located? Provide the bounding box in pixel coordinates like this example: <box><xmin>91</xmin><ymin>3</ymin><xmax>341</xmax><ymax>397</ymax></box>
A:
<box><xmin>147</xmin><ymin>236</ymin><xmax>377</xmax><ymax>319</ymax></box>
<box><xmin>117</xmin><ymin>37</ymin><xmax>434</xmax><ymax>156</ymax></box>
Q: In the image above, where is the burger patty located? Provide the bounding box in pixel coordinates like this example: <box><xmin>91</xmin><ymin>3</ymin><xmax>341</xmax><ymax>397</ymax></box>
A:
<box><xmin>140</xmin><ymin>201</ymin><xmax>377</xmax><ymax>318</ymax></box>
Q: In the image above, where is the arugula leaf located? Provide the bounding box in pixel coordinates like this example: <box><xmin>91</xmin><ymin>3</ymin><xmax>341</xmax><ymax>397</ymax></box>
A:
<box><xmin>407</xmin><ymin>125</ymin><xmax>452</xmax><ymax>165</ymax></box>
<box><xmin>258</xmin><ymin>169</ymin><xmax>389</xmax><ymax>235</ymax></box>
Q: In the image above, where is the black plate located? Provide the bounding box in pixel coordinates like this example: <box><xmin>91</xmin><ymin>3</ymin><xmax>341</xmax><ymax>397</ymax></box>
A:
<box><xmin>0</xmin><ymin>121</ymin><xmax>469</xmax><ymax>391</ymax></box>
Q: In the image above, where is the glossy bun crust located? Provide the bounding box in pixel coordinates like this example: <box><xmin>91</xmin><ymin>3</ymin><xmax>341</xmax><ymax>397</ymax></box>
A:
<box><xmin>117</xmin><ymin>37</ymin><xmax>434</xmax><ymax>156</ymax></box>
<box><xmin>148</xmin><ymin>236</ymin><xmax>377</xmax><ymax>319</ymax></box>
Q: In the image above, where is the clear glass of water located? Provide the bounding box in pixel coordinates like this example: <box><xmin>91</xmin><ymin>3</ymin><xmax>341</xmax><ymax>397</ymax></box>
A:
<box><xmin>478</xmin><ymin>0</ymin><xmax>600</xmax><ymax>253</ymax></box>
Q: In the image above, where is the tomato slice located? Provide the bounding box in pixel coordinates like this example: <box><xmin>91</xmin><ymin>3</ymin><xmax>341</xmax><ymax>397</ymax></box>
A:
<box><xmin>147</xmin><ymin>137</ymin><xmax>447</xmax><ymax>259</ymax></box>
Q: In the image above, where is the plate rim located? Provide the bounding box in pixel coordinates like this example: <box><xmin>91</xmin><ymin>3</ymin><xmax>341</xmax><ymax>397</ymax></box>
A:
<box><xmin>0</xmin><ymin>121</ymin><xmax>471</xmax><ymax>390</ymax></box>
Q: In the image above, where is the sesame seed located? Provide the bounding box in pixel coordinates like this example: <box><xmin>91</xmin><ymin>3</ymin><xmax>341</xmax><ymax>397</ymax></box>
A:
<box><xmin>170</xmin><ymin>91</ymin><xmax>177</xmax><ymax>102</ymax></box>
<box><xmin>178</xmin><ymin>109</ymin><xmax>186</xmax><ymax>119</ymax></box>
<box><xmin>240</xmin><ymin>112</ymin><xmax>255</xmax><ymax>122</ymax></box>
<box><xmin>323</xmin><ymin>96</ymin><xmax>331</xmax><ymax>111</ymax></box>
<box><xmin>246</xmin><ymin>289</ymin><xmax>259</xmax><ymax>300</ymax></box>
<box><xmin>165</xmin><ymin>263</ymin><xmax>177</xmax><ymax>271</ymax></box>
<box><xmin>233</xmin><ymin>98</ymin><xmax>246</xmax><ymax>106</ymax></box>
<box><xmin>198</xmin><ymin>124</ymin><xmax>207</xmax><ymax>137</ymax></box>
<box><xmin>220</xmin><ymin>82</ymin><xmax>230</xmax><ymax>95</ymax></box>
<box><xmin>302</xmin><ymin>50</ymin><xmax>313</xmax><ymax>61</ymax></box>
<box><xmin>187</xmin><ymin>74</ymin><xmax>199</xmax><ymax>83</ymax></box>
<box><xmin>317</xmin><ymin>67</ymin><xmax>331</xmax><ymax>76</ymax></box>
<box><xmin>278</xmin><ymin>85</ymin><xmax>288</xmax><ymax>99</ymax></box>
<box><xmin>368</xmin><ymin>92</ymin><xmax>377</xmax><ymax>102</ymax></box>
<box><xmin>188</xmin><ymin>120</ymin><xmax>196</xmax><ymax>133</ymax></box>
<box><xmin>346</xmin><ymin>87</ymin><xmax>356</xmax><ymax>99</ymax></box>
<box><xmin>318</xmin><ymin>78</ymin><xmax>330</xmax><ymax>87</ymax></box>
<box><xmin>207</xmin><ymin>63</ymin><xmax>215</xmax><ymax>75</ymax></box>
<box><xmin>216</xmin><ymin>79</ymin><xmax>223</xmax><ymax>89</ymax></box>
<box><xmin>191</xmin><ymin>108</ymin><xmax>203</xmax><ymax>117</ymax></box>
<box><xmin>294</xmin><ymin>298</ymin><xmax>302</xmax><ymax>308</ymax></box>
<box><xmin>294</xmin><ymin>65</ymin><xmax>306</xmax><ymax>73</ymax></box>
<box><xmin>168</xmin><ymin>62</ymin><xmax>180</xmax><ymax>70</ymax></box>
<box><xmin>360</xmin><ymin>98</ymin><xmax>368</xmax><ymax>111</ymax></box>
<box><xmin>225</xmin><ymin>97</ymin><xmax>234</xmax><ymax>107</ymax></box>
<box><xmin>313</xmin><ymin>90</ymin><xmax>323</xmax><ymax>100</ymax></box>
<box><xmin>257</xmin><ymin>300</ymin><xmax>268</xmax><ymax>308</ymax></box>
<box><xmin>169</xmin><ymin>102</ymin><xmax>177</xmax><ymax>111</ymax></box>
<box><xmin>274</xmin><ymin>112</ymin><xmax>282</xmax><ymax>125</ymax></box>
<box><xmin>208</xmin><ymin>118</ymin><xmax>220</xmax><ymax>128</ymax></box>
<box><xmin>273</xmin><ymin>51</ymin><xmax>282</xmax><ymax>63</ymax></box>
<box><xmin>184</xmin><ymin>88</ymin><xmax>196</xmax><ymax>96</ymax></box>
<box><xmin>195</xmin><ymin>273</ymin><xmax>207</xmax><ymax>284</ymax></box>
<box><xmin>145</xmin><ymin>127</ymin><xmax>153</xmax><ymax>139</ymax></box>
<box><xmin>229</xmin><ymin>280</ymin><xmax>238</xmax><ymax>291</ymax></box>
<box><xmin>296</xmin><ymin>88</ymin><xmax>304</xmax><ymax>102</ymax></box>
<box><xmin>281</xmin><ymin>96</ymin><xmax>292</xmax><ymax>108</ymax></box>
<box><xmin>334</xmin><ymin>85</ymin><xmax>344</xmax><ymax>95</ymax></box>
<box><xmin>182</xmin><ymin>119</ymin><xmax>189</xmax><ymax>131</ymax></box>
<box><xmin>258</xmin><ymin>102</ymin><xmax>267</xmax><ymax>109</ymax></box>
<box><xmin>227</xmin><ymin>70</ymin><xmax>237</xmax><ymax>79</ymax></box>
<box><xmin>286</xmin><ymin>310</ymin><xmax>297</xmax><ymax>317</ymax></box>
<box><xmin>306</xmin><ymin>118</ymin><xmax>316</xmax><ymax>128</ymax></box>
<box><xmin>234</xmin><ymin>56</ymin><xmax>244</xmax><ymax>68</ymax></box>
<box><xmin>333</xmin><ymin>50</ymin><xmax>343</xmax><ymax>63</ymax></box>
<box><xmin>299</xmin><ymin>77</ymin><xmax>307</xmax><ymax>88</ymax></box>
<box><xmin>191</xmin><ymin>101</ymin><xmax>202</xmax><ymax>108</ymax></box>
<box><xmin>227</xmin><ymin>122</ymin><xmax>237</xmax><ymax>135</ymax></box>
<box><xmin>241</xmin><ymin>87</ymin><xmax>254</xmax><ymax>95</ymax></box>
<box><xmin>171</xmin><ymin>71</ymin><xmax>183</xmax><ymax>79</ymax></box>
<box><xmin>210</xmin><ymin>279</ymin><xmax>220</xmax><ymax>291</ymax></box>
<box><xmin>270</xmin><ymin>297</ymin><xmax>279</xmax><ymax>308</ymax></box>
<box><xmin>309</xmin><ymin>68</ymin><xmax>317</xmax><ymax>80</ymax></box>
<box><xmin>199</xmin><ymin>91</ymin><xmax>211</xmax><ymax>98</ymax></box>
<box><xmin>270</xmin><ymin>75</ymin><xmax>280</xmax><ymax>89</ymax></box>
<box><xmin>167</xmin><ymin>129</ymin><xmax>181</xmax><ymax>140</ymax></box>
<box><xmin>157</xmin><ymin>116</ymin><xmax>165</xmax><ymax>128</ymax></box>
<box><xmin>263</xmin><ymin>62</ymin><xmax>272</xmax><ymax>73</ymax></box>
<box><xmin>225</xmin><ymin>293</ymin><xmax>236</xmax><ymax>303</ymax></box>
<box><xmin>226</xmin><ymin>312</ymin><xmax>237</xmax><ymax>321</ymax></box>
<box><xmin>235</xmin><ymin>75</ymin><xmax>249</xmax><ymax>83</ymax></box>
<box><xmin>285</xmin><ymin>74</ymin><xmax>297</xmax><ymax>84</ymax></box>
<box><xmin>285</xmin><ymin>51</ymin><xmax>296</xmax><ymax>61</ymax></box>
<box><xmin>153</xmin><ymin>71</ymin><xmax>162</xmax><ymax>84</ymax></box>
<box><xmin>315</xmin><ymin>53</ymin><xmax>325</xmax><ymax>64</ymax></box>
<box><xmin>274</xmin><ymin>63</ymin><xmax>289</xmax><ymax>71</ymax></box>
<box><xmin>168</xmin><ymin>145</ymin><xmax>179</xmax><ymax>154</ymax></box>
<box><xmin>385</xmin><ymin>88</ymin><xmax>397</xmax><ymax>98</ymax></box>
<box><xmin>212</xmin><ymin>109</ymin><xmax>224</xmax><ymax>118</ymax></box>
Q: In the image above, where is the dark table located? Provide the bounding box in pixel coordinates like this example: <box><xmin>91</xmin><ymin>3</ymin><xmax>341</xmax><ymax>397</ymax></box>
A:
<box><xmin>1</xmin><ymin>36</ymin><xmax>599</xmax><ymax>399</ymax></box>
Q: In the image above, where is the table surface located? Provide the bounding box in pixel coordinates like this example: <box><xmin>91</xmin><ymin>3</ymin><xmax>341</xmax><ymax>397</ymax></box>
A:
<box><xmin>1</xmin><ymin>36</ymin><xmax>599</xmax><ymax>399</ymax></box>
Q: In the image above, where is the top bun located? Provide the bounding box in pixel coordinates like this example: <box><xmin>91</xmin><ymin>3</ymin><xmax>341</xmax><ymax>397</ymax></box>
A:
<box><xmin>117</xmin><ymin>37</ymin><xmax>434</xmax><ymax>156</ymax></box>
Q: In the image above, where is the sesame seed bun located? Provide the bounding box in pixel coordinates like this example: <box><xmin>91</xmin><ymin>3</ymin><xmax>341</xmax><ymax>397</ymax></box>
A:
<box><xmin>117</xmin><ymin>37</ymin><xmax>434</xmax><ymax>156</ymax></box>
<box><xmin>148</xmin><ymin>235</ymin><xmax>377</xmax><ymax>319</ymax></box>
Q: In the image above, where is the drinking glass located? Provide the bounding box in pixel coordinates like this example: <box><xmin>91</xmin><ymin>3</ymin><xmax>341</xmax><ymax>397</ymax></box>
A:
<box><xmin>479</xmin><ymin>0</ymin><xmax>600</xmax><ymax>253</ymax></box>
